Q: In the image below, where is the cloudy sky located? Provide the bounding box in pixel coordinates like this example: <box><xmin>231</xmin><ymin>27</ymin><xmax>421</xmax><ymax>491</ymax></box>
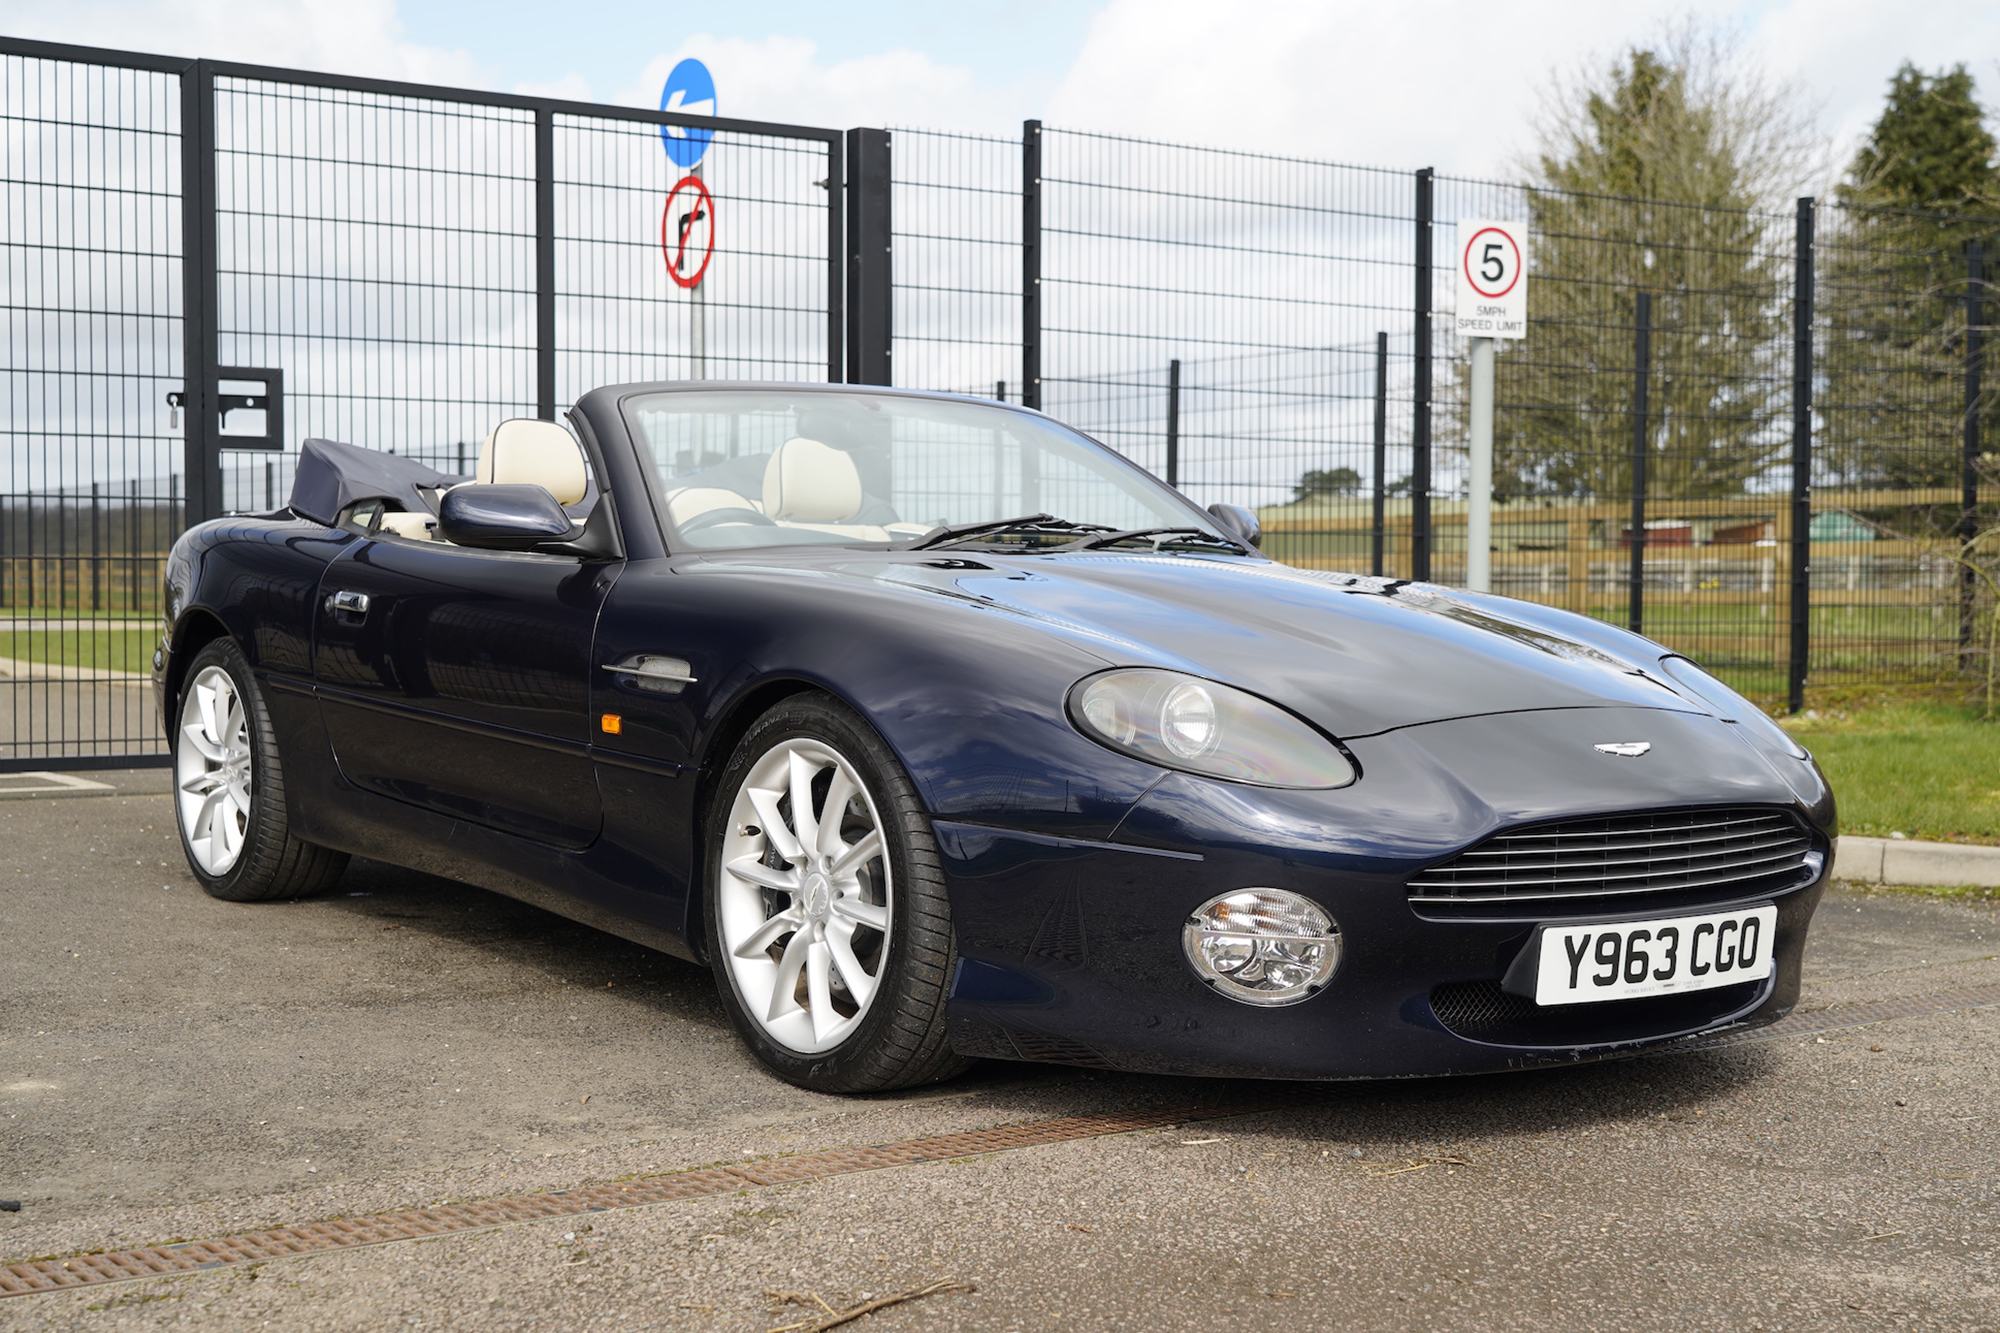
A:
<box><xmin>8</xmin><ymin>0</ymin><xmax>1998</xmax><ymax>178</ymax></box>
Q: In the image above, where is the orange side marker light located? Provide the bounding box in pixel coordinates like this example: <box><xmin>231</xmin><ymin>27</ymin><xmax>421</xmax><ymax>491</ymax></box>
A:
<box><xmin>600</xmin><ymin>713</ymin><xmax>623</xmax><ymax>735</ymax></box>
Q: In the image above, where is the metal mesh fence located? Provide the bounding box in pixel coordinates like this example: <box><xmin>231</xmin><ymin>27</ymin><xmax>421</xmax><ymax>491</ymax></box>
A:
<box><xmin>213</xmin><ymin>76</ymin><xmax>538</xmax><ymax>494</ymax></box>
<box><xmin>889</xmin><ymin>128</ymin><xmax>1021</xmax><ymax>402</ymax></box>
<box><xmin>892</xmin><ymin>122</ymin><xmax>1999</xmax><ymax>703</ymax></box>
<box><xmin>1815</xmin><ymin>202</ymin><xmax>2000</xmax><ymax>689</ymax></box>
<box><xmin>555</xmin><ymin>115</ymin><xmax>836</xmax><ymax>401</ymax></box>
<box><xmin>1424</xmin><ymin>175</ymin><xmax>1801</xmax><ymax>696</ymax></box>
<box><xmin>1</xmin><ymin>41</ymin><xmax>842</xmax><ymax>767</ymax></box>
<box><xmin>8</xmin><ymin>39</ymin><xmax>2000</xmax><ymax>770</ymax></box>
<box><xmin>2</xmin><ymin>49</ymin><xmax>182</xmax><ymax>762</ymax></box>
<box><xmin>1033</xmin><ymin>129</ymin><xmax>1415</xmax><ymax>521</ymax></box>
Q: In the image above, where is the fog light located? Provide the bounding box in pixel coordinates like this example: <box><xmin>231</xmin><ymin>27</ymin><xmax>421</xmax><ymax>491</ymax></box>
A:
<box><xmin>1182</xmin><ymin>889</ymin><xmax>1340</xmax><ymax>1006</ymax></box>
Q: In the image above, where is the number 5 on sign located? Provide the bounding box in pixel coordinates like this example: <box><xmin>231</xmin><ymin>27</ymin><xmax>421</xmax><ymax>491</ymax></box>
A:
<box><xmin>1455</xmin><ymin>219</ymin><xmax>1527</xmax><ymax>339</ymax></box>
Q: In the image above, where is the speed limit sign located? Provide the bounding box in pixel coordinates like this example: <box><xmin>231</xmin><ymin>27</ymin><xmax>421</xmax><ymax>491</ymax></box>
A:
<box><xmin>1456</xmin><ymin>219</ymin><xmax>1527</xmax><ymax>339</ymax></box>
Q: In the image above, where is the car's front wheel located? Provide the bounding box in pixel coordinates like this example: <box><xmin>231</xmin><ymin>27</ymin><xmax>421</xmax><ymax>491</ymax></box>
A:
<box><xmin>172</xmin><ymin>637</ymin><xmax>349</xmax><ymax>902</ymax></box>
<box><xmin>706</xmin><ymin>693</ymin><xmax>971</xmax><ymax>1092</ymax></box>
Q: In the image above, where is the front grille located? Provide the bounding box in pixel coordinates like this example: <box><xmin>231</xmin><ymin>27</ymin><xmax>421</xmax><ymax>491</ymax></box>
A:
<box><xmin>1408</xmin><ymin>806</ymin><xmax>1815</xmax><ymax>912</ymax></box>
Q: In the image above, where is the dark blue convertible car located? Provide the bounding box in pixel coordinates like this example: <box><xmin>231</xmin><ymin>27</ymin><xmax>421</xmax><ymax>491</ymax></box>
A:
<box><xmin>157</xmin><ymin>383</ymin><xmax>1834</xmax><ymax>1091</ymax></box>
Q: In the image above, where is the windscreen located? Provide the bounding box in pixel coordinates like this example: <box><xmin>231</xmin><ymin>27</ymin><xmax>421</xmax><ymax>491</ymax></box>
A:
<box><xmin>622</xmin><ymin>390</ymin><xmax>1216</xmax><ymax>551</ymax></box>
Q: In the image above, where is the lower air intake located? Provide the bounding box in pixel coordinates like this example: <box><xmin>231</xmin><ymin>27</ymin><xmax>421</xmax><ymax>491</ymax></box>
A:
<box><xmin>1430</xmin><ymin>978</ymin><xmax>1767</xmax><ymax>1048</ymax></box>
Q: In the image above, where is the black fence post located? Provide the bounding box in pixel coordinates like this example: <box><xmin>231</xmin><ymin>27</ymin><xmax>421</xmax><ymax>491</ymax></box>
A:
<box><xmin>1789</xmin><ymin>199</ymin><xmax>1816</xmax><ymax>712</ymax></box>
<box><xmin>1628</xmin><ymin>292</ymin><xmax>1652</xmax><ymax>635</ymax></box>
<box><xmin>1022</xmin><ymin>120</ymin><xmax>1042</xmax><ymax>411</ymax></box>
<box><xmin>1411</xmin><ymin>168</ymin><xmax>1433</xmax><ymax>581</ymax></box>
<box><xmin>535</xmin><ymin>108</ymin><xmax>555</xmax><ymax>419</ymax></box>
<box><xmin>90</xmin><ymin>480</ymin><xmax>101</xmax><ymax>612</ymax></box>
<box><xmin>126</xmin><ymin>477</ymin><xmax>137</xmax><ymax>610</ymax></box>
<box><xmin>1961</xmin><ymin>241</ymin><xmax>1986</xmax><ymax>669</ymax></box>
<box><xmin>1372</xmin><ymin>330</ymin><xmax>1388</xmax><ymax>577</ymax></box>
<box><xmin>1165</xmin><ymin>358</ymin><xmax>1181</xmax><ymax>488</ymax></box>
<box><xmin>178</xmin><ymin>58</ymin><xmax>219</xmax><ymax>530</ymax></box>
<box><xmin>845</xmin><ymin>128</ymin><xmax>892</xmax><ymax>386</ymax></box>
<box><xmin>995</xmin><ymin>381</ymin><xmax>1005</xmax><ymax>401</ymax></box>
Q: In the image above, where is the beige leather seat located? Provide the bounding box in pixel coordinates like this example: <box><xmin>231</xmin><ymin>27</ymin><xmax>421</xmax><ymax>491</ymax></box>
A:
<box><xmin>377</xmin><ymin>419</ymin><xmax>588</xmax><ymax>544</ymax></box>
<box><xmin>476</xmin><ymin>418</ymin><xmax>589</xmax><ymax>505</ymax></box>
<box><xmin>376</xmin><ymin>511</ymin><xmax>438</xmax><ymax>540</ymax></box>
<box><xmin>763</xmin><ymin>437</ymin><xmax>860</xmax><ymax>521</ymax></box>
<box><xmin>759</xmin><ymin>437</ymin><xmax>891</xmax><ymax>540</ymax></box>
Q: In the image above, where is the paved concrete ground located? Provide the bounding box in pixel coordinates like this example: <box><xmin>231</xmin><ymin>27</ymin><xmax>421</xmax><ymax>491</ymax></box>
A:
<box><xmin>1</xmin><ymin>774</ymin><xmax>1995</xmax><ymax>1331</ymax></box>
<box><xmin>0</xmin><ymin>672</ymin><xmax>159</xmax><ymax>765</ymax></box>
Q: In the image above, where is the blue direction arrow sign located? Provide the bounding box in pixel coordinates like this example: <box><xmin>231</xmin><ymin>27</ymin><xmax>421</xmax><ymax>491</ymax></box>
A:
<box><xmin>659</xmin><ymin>58</ymin><xmax>716</xmax><ymax>168</ymax></box>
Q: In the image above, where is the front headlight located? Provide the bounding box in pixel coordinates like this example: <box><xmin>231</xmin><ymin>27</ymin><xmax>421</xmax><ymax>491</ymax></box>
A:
<box><xmin>1658</xmin><ymin>656</ymin><xmax>1809</xmax><ymax>759</ymax></box>
<box><xmin>1068</xmin><ymin>668</ymin><xmax>1356</xmax><ymax>788</ymax></box>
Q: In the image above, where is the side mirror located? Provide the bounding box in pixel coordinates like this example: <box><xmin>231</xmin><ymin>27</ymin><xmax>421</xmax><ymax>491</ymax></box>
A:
<box><xmin>436</xmin><ymin>484</ymin><xmax>577</xmax><ymax>550</ymax></box>
<box><xmin>1207</xmin><ymin>502</ymin><xmax>1263</xmax><ymax>549</ymax></box>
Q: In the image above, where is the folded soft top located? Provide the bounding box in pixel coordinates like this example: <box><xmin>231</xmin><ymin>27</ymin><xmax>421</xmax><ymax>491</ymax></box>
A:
<box><xmin>288</xmin><ymin>437</ymin><xmax>461</xmax><ymax>526</ymax></box>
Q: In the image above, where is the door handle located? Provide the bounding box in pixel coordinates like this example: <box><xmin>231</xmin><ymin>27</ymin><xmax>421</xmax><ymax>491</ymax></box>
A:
<box><xmin>329</xmin><ymin>590</ymin><xmax>370</xmax><ymax>620</ymax></box>
<box><xmin>601</xmin><ymin>655</ymin><xmax>696</xmax><ymax>694</ymax></box>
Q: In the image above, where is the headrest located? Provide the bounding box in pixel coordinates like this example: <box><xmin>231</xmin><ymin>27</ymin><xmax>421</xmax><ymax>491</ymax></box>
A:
<box><xmin>477</xmin><ymin>418</ymin><xmax>588</xmax><ymax>506</ymax></box>
<box><xmin>762</xmin><ymin>437</ymin><xmax>861</xmax><ymax>522</ymax></box>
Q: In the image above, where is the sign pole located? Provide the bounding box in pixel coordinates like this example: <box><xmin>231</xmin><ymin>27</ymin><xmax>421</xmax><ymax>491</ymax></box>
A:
<box><xmin>690</xmin><ymin>162</ymin><xmax>706</xmax><ymax>380</ymax></box>
<box><xmin>1466</xmin><ymin>336</ymin><xmax>1494</xmax><ymax>592</ymax></box>
<box><xmin>1454</xmin><ymin>218</ymin><xmax>1528</xmax><ymax>595</ymax></box>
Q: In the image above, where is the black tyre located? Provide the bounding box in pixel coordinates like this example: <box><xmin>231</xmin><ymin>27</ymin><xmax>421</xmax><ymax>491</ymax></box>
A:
<box><xmin>705</xmin><ymin>692</ymin><xmax>972</xmax><ymax>1092</ymax></box>
<box><xmin>171</xmin><ymin>637</ymin><xmax>349</xmax><ymax>902</ymax></box>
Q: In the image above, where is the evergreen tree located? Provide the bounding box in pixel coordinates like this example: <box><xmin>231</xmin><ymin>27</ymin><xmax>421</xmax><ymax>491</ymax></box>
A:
<box><xmin>1820</xmin><ymin>64</ymin><xmax>1998</xmax><ymax>492</ymax></box>
<box><xmin>1846</xmin><ymin>64</ymin><xmax>1996</xmax><ymax>213</ymax></box>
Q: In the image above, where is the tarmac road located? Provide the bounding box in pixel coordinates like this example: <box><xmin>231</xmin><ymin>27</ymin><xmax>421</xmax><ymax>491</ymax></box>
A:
<box><xmin>1</xmin><ymin>771</ymin><xmax>1995</xmax><ymax>1331</ymax></box>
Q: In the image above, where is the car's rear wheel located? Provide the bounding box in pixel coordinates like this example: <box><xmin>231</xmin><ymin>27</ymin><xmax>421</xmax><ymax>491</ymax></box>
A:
<box><xmin>173</xmin><ymin>637</ymin><xmax>349</xmax><ymax>902</ymax></box>
<box><xmin>706</xmin><ymin>693</ymin><xmax>971</xmax><ymax>1092</ymax></box>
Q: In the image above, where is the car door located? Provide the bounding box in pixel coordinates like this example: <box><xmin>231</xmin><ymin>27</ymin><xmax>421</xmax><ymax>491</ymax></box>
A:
<box><xmin>312</xmin><ymin>534</ymin><xmax>618</xmax><ymax>848</ymax></box>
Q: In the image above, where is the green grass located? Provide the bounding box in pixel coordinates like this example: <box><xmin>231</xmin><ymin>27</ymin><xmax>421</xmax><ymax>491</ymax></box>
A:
<box><xmin>1857</xmin><ymin>881</ymin><xmax>2000</xmax><ymax>904</ymax></box>
<box><xmin>1785</xmin><ymin>698</ymin><xmax>2000</xmax><ymax>845</ymax></box>
<box><xmin>0</xmin><ymin>628</ymin><xmax>155</xmax><ymax>673</ymax></box>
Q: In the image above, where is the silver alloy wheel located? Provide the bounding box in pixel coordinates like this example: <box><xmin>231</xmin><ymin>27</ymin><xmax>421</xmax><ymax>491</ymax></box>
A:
<box><xmin>718</xmin><ymin>737</ymin><xmax>892</xmax><ymax>1055</ymax></box>
<box><xmin>176</xmin><ymin>663</ymin><xmax>254</xmax><ymax>876</ymax></box>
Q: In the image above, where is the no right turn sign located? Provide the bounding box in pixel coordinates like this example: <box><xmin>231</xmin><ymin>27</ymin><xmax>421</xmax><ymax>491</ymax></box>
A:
<box><xmin>1456</xmin><ymin>219</ymin><xmax>1528</xmax><ymax>339</ymax></box>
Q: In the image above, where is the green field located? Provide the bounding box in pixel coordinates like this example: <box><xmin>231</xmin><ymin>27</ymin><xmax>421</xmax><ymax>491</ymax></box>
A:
<box><xmin>1785</xmin><ymin>699</ymin><xmax>2000</xmax><ymax>845</ymax></box>
<box><xmin>0</xmin><ymin>626</ymin><xmax>155</xmax><ymax>674</ymax></box>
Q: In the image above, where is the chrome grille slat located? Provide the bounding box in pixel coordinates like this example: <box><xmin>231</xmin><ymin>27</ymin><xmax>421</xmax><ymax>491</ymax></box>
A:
<box><xmin>1451</xmin><ymin>819</ymin><xmax>1795</xmax><ymax>857</ymax></box>
<box><xmin>1430</xmin><ymin>832</ymin><xmax>1805</xmax><ymax>877</ymax></box>
<box><xmin>1409</xmin><ymin>859</ymin><xmax>1822</xmax><ymax>904</ymax></box>
<box><xmin>1409</xmin><ymin>806</ymin><xmax>1814</xmax><ymax>906</ymax></box>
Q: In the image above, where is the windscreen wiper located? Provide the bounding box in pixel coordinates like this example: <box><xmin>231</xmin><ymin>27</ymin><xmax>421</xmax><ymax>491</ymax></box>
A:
<box><xmin>896</xmin><ymin>513</ymin><xmax>1117</xmax><ymax>551</ymax></box>
<box><xmin>1050</xmin><ymin>526</ymin><xmax>1250</xmax><ymax>554</ymax></box>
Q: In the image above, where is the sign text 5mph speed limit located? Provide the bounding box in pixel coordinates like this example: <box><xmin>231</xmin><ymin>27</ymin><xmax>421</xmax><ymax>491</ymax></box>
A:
<box><xmin>1455</xmin><ymin>219</ymin><xmax>1527</xmax><ymax>339</ymax></box>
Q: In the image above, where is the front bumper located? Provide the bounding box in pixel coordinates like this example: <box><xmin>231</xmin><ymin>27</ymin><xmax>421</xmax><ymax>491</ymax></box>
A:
<box><xmin>936</xmin><ymin>705</ymin><xmax>1834</xmax><ymax>1080</ymax></box>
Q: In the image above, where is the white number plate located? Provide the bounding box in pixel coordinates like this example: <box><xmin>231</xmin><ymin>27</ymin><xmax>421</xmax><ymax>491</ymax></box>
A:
<box><xmin>1534</xmin><ymin>905</ymin><xmax>1776</xmax><ymax>1006</ymax></box>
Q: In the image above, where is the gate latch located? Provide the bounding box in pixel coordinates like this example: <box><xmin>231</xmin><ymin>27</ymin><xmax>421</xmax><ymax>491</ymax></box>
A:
<box><xmin>168</xmin><ymin>370</ymin><xmax>286</xmax><ymax>450</ymax></box>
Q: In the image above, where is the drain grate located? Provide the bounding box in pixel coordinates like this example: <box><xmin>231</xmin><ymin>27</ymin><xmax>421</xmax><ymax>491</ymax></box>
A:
<box><xmin>4</xmin><ymin>981</ymin><xmax>1995</xmax><ymax>1300</ymax></box>
<box><xmin>0</xmin><ymin>1097</ymin><xmax>1301</xmax><ymax>1299</ymax></box>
